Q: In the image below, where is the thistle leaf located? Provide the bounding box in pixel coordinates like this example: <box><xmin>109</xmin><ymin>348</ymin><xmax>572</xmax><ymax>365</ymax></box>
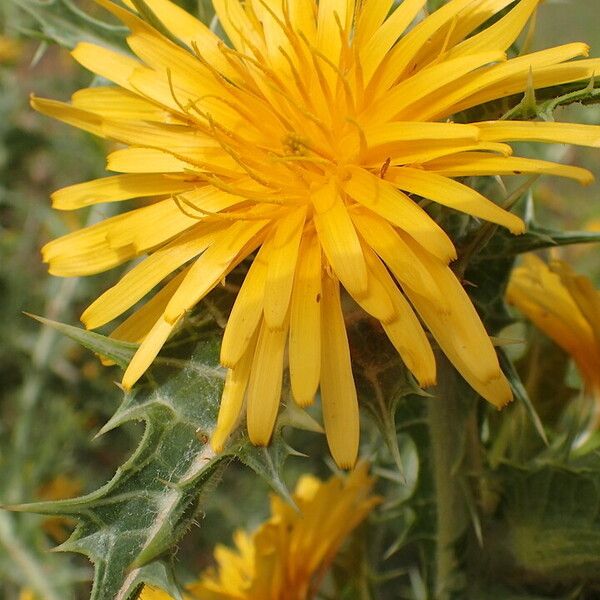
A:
<box><xmin>236</xmin><ymin>433</ymin><xmax>298</xmax><ymax>506</ymax></box>
<box><xmin>11</xmin><ymin>0</ymin><xmax>129</xmax><ymax>51</ymax></box>
<box><xmin>498</xmin><ymin>348</ymin><xmax>548</xmax><ymax>446</ymax></box>
<box><xmin>25</xmin><ymin>314</ymin><xmax>136</xmax><ymax>369</ymax></box>
<box><xmin>4</xmin><ymin>332</ymin><xmax>227</xmax><ymax>600</ymax></box>
<box><xmin>491</xmin><ymin>460</ymin><xmax>600</xmax><ymax>588</ymax></box>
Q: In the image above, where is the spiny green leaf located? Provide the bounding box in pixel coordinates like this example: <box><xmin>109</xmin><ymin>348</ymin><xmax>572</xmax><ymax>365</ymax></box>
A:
<box><xmin>116</xmin><ymin>561</ymin><xmax>183</xmax><ymax>600</ymax></box>
<box><xmin>4</xmin><ymin>333</ymin><xmax>227</xmax><ymax>600</ymax></box>
<box><xmin>498</xmin><ymin>348</ymin><xmax>548</xmax><ymax>446</ymax></box>
<box><xmin>476</xmin><ymin>226</ymin><xmax>600</xmax><ymax>260</ymax></box>
<box><xmin>11</xmin><ymin>0</ymin><xmax>128</xmax><ymax>51</ymax></box>
<box><xmin>491</xmin><ymin>459</ymin><xmax>600</xmax><ymax>588</ymax></box>
<box><xmin>235</xmin><ymin>433</ymin><xmax>299</xmax><ymax>506</ymax></box>
<box><xmin>25</xmin><ymin>314</ymin><xmax>136</xmax><ymax>369</ymax></box>
<box><xmin>459</xmin><ymin>75</ymin><xmax>600</xmax><ymax>123</ymax></box>
<box><xmin>503</xmin><ymin>76</ymin><xmax>600</xmax><ymax>121</ymax></box>
<box><xmin>464</xmin><ymin>223</ymin><xmax>600</xmax><ymax>333</ymax></box>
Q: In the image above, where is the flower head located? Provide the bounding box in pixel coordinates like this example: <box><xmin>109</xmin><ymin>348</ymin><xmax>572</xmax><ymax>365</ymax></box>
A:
<box><xmin>141</xmin><ymin>463</ymin><xmax>378</xmax><ymax>600</ymax></box>
<box><xmin>507</xmin><ymin>255</ymin><xmax>600</xmax><ymax>402</ymax></box>
<box><xmin>33</xmin><ymin>0</ymin><xmax>600</xmax><ymax>467</ymax></box>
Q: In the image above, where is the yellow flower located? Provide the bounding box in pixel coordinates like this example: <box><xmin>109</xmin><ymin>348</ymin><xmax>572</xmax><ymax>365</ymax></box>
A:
<box><xmin>38</xmin><ymin>474</ymin><xmax>82</xmax><ymax>542</ymax></box>
<box><xmin>32</xmin><ymin>0</ymin><xmax>600</xmax><ymax>467</ymax></box>
<box><xmin>0</xmin><ymin>36</ymin><xmax>20</xmax><ymax>63</ymax></box>
<box><xmin>141</xmin><ymin>463</ymin><xmax>378</xmax><ymax>600</ymax></box>
<box><xmin>507</xmin><ymin>255</ymin><xmax>600</xmax><ymax>402</ymax></box>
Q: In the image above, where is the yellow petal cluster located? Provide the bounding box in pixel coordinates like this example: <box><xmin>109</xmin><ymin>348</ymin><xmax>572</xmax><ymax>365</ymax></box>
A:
<box><xmin>0</xmin><ymin>36</ymin><xmax>20</xmax><ymax>63</ymax></box>
<box><xmin>33</xmin><ymin>0</ymin><xmax>600</xmax><ymax>467</ymax></box>
<box><xmin>507</xmin><ymin>255</ymin><xmax>600</xmax><ymax>401</ymax></box>
<box><xmin>141</xmin><ymin>463</ymin><xmax>378</xmax><ymax>600</ymax></box>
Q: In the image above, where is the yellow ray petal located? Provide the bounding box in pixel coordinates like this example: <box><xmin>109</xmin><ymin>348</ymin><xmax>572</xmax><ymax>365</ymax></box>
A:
<box><xmin>211</xmin><ymin>332</ymin><xmax>257</xmax><ymax>452</ymax></box>
<box><xmin>438</xmin><ymin>348</ymin><xmax>513</xmax><ymax>409</ymax></box>
<box><xmin>359</xmin><ymin>0</ymin><xmax>425</xmax><ymax>81</ymax></box>
<box><xmin>289</xmin><ymin>232</ymin><xmax>322</xmax><ymax>407</ymax></box>
<box><xmin>106</xmin><ymin>148</ymin><xmax>190</xmax><ymax>173</ymax></box>
<box><xmin>246</xmin><ymin>319</ymin><xmax>288</xmax><ymax>446</ymax></box>
<box><xmin>320</xmin><ymin>273</ymin><xmax>359</xmax><ymax>469</ymax></box>
<box><xmin>316</xmin><ymin>0</ymin><xmax>353</xmax><ymax>63</ymax></box>
<box><xmin>71</xmin><ymin>87</ymin><xmax>177</xmax><ymax>123</ymax></box>
<box><xmin>401</xmin><ymin>234</ymin><xmax>507</xmax><ymax>388</ymax></box>
<box><xmin>47</xmin><ymin>190</ymin><xmax>210</xmax><ymax>275</ymax></box>
<box><xmin>450</xmin><ymin>58</ymin><xmax>600</xmax><ymax>116</ymax></box>
<box><xmin>125</xmin><ymin>31</ymin><xmax>226</xmax><ymax>101</ymax></box>
<box><xmin>368</xmin><ymin>51</ymin><xmax>505</xmax><ymax>123</ymax></box>
<box><xmin>312</xmin><ymin>178</ymin><xmax>368</xmax><ymax>298</ymax></box>
<box><xmin>397</xmin><ymin>0</ymin><xmax>518</xmax><ymax>75</ymax></box>
<box><xmin>477</xmin><ymin>121</ymin><xmax>600</xmax><ymax>147</ymax></box>
<box><xmin>347</xmin><ymin>221</ymin><xmax>436</xmax><ymax>385</ymax></box>
<box><xmin>287</xmin><ymin>0</ymin><xmax>317</xmax><ymax>43</ymax></box>
<box><xmin>369</xmin><ymin>0</ymin><xmax>484</xmax><ymax>92</ymax></box>
<box><xmin>30</xmin><ymin>97</ymin><xmax>104</xmax><ymax>137</ymax></box>
<box><xmin>387</xmin><ymin>167</ymin><xmax>525</xmax><ymax>234</ymax></box>
<box><xmin>410</xmin><ymin>43</ymin><xmax>590</xmax><ymax>121</ymax></box>
<box><xmin>220</xmin><ymin>241</ymin><xmax>269</xmax><ymax>368</ymax></box>
<box><xmin>109</xmin><ymin>269</ymin><xmax>188</xmax><ymax>346</ymax></box>
<box><xmin>424</xmin><ymin>153</ymin><xmax>594</xmax><ymax>185</ymax></box>
<box><xmin>348</xmin><ymin>242</ymin><xmax>397</xmax><ymax>323</ymax></box>
<box><xmin>343</xmin><ymin>166</ymin><xmax>457</xmax><ymax>263</ymax></box>
<box><xmin>45</xmin><ymin>244</ymin><xmax>136</xmax><ymax>277</ymax></box>
<box><xmin>213</xmin><ymin>0</ymin><xmax>266</xmax><ymax>54</ymax></box>
<box><xmin>41</xmin><ymin>208</ymin><xmax>158</xmax><ymax>272</ymax></box>
<box><xmin>164</xmin><ymin>217</ymin><xmax>269</xmax><ymax>323</ymax></box>
<box><xmin>507</xmin><ymin>257</ymin><xmax>600</xmax><ymax>393</ymax></box>
<box><xmin>382</xmin><ymin>301</ymin><xmax>436</xmax><ymax>388</ymax></box>
<box><xmin>107</xmin><ymin>187</ymin><xmax>243</xmax><ymax>251</ymax></box>
<box><xmin>354</xmin><ymin>0</ymin><xmax>394</xmax><ymax>45</ymax></box>
<box><xmin>51</xmin><ymin>174</ymin><xmax>195</xmax><ymax>210</ymax></box>
<box><xmin>445</xmin><ymin>0</ymin><xmax>540</xmax><ymax>59</ymax></box>
<box><xmin>365</xmin><ymin>140</ymin><xmax>513</xmax><ymax>168</ymax></box>
<box><xmin>438</xmin><ymin>0</ymin><xmax>517</xmax><ymax>53</ymax></box>
<box><xmin>71</xmin><ymin>42</ymin><xmax>140</xmax><ymax>91</ymax></box>
<box><xmin>125</xmin><ymin>62</ymin><xmax>241</xmax><ymax>132</ymax></box>
<box><xmin>350</xmin><ymin>206</ymin><xmax>444</xmax><ymax>305</ymax></box>
<box><xmin>263</xmin><ymin>207</ymin><xmax>306</xmax><ymax>329</ymax></box>
<box><xmin>104</xmin><ymin>196</ymin><xmax>206</xmax><ymax>253</ymax></box>
<box><xmin>121</xmin><ymin>0</ymin><xmax>236</xmax><ymax>77</ymax></box>
<box><xmin>82</xmin><ymin>223</ymin><xmax>224</xmax><ymax>329</ymax></box>
<box><xmin>363</xmin><ymin>121</ymin><xmax>480</xmax><ymax>147</ymax></box>
<box><xmin>248</xmin><ymin>0</ymin><xmax>290</xmax><ymax>69</ymax></box>
<box><xmin>102</xmin><ymin>119</ymin><xmax>217</xmax><ymax>150</ymax></box>
<box><xmin>122</xmin><ymin>314</ymin><xmax>179</xmax><ymax>389</ymax></box>
<box><xmin>551</xmin><ymin>261</ymin><xmax>600</xmax><ymax>345</ymax></box>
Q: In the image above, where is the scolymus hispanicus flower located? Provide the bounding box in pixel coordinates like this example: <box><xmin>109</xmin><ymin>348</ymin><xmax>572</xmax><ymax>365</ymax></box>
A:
<box><xmin>140</xmin><ymin>463</ymin><xmax>378</xmax><ymax>600</ymax></box>
<box><xmin>33</xmin><ymin>0</ymin><xmax>600</xmax><ymax>467</ymax></box>
<box><xmin>507</xmin><ymin>255</ymin><xmax>600</xmax><ymax>417</ymax></box>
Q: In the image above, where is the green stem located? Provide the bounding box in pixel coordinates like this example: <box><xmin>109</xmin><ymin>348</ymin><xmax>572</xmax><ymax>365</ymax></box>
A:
<box><xmin>428</xmin><ymin>357</ymin><xmax>470</xmax><ymax>600</ymax></box>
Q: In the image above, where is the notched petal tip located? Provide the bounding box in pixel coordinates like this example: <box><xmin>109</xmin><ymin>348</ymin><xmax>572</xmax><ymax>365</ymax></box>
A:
<box><xmin>247</xmin><ymin>431</ymin><xmax>272</xmax><ymax>447</ymax></box>
<box><xmin>417</xmin><ymin>376</ymin><xmax>437</xmax><ymax>389</ymax></box>
<box><xmin>292</xmin><ymin>393</ymin><xmax>316</xmax><ymax>409</ymax></box>
<box><xmin>580</xmin><ymin>171</ymin><xmax>595</xmax><ymax>186</ymax></box>
<box><xmin>333</xmin><ymin>455</ymin><xmax>359</xmax><ymax>471</ymax></box>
